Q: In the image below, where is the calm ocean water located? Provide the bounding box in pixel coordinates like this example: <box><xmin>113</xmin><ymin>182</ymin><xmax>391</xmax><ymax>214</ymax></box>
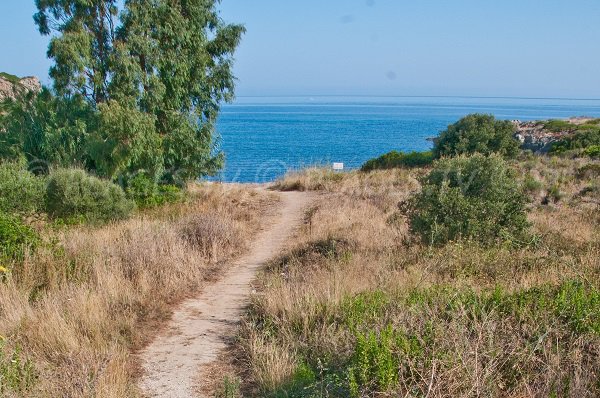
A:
<box><xmin>213</xmin><ymin>96</ymin><xmax>600</xmax><ymax>183</ymax></box>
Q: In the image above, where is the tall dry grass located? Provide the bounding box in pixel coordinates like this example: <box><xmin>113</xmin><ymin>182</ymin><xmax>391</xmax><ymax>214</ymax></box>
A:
<box><xmin>0</xmin><ymin>183</ymin><xmax>278</xmax><ymax>397</ymax></box>
<box><xmin>238</xmin><ymin>159</ymin><xmax>600</xmax><ymax>397</ymax></box>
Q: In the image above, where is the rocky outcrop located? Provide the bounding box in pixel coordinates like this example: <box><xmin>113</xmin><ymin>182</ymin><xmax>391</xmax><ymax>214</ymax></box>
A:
<box><xmin>513</xmin><ymin>121</ymin><xmax>567</xmax><ymax>153</ymax></box>
<box><xmin>0</xmin><ymin>74</ymin><xmax>41</xmax><ymax>102</ymax></box>
<box><xmin>513</xmin><ymin>117</ymin><xmax>597</xmax><ymax>153</ymax></box>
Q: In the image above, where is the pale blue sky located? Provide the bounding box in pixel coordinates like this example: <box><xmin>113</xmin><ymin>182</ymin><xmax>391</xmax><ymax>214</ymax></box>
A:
<box><xmin>1</xmin><ymin>0</ymin><xmax>599</xmax><ymax>98</ymax></box>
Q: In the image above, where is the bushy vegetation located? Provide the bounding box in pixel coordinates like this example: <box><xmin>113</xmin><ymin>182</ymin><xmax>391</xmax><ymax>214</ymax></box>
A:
<box><xmin>125</xmin><ymin>173</ymin><xmax>184</xmax><ymax>208</ymax></box>
<box><xmin>551</xmin><ymin>128</ymin><xmax>600</xmax><ymax>154</ymax></box>
<box><xmin>408</xmin><ymin>154</ymin><xmax>530</xmax><ymax>246</ymax></box>
<box><xmin>0</xmin><ymin>212</ymin><xmax>39</xmax><ymax>263</ymax></box>
<box><xmin>45</xmin><ymin>169</ymin><xmax>135</xmax><ymax>223</ymax></box>
<box><xmin>434</xmin><ymin>114</ymin><xmax>519</xmax><ymax>158</ymax></box>
<box><xmin>361</xmin><ymin>150</ymin><xmax>434</xmax><ymax>171</ymax></box>
<box><xmin>0</xmin><ymin>162</ymin><xmax>45</xmax><ymax>215</ymax></box>
<box><xmin>583</xmin><ymin>145</ymin><xmax>600</xmax><ymax>158</ymax></box>
<box><xmin>1</xmin><ymin>0</ymin><xmax>244</xmax><ymax>188</ymax></box>
<box><xmin>360</xmin><ymin>114</ymin><xmax>520</xmax><ymax>173</ymax></box>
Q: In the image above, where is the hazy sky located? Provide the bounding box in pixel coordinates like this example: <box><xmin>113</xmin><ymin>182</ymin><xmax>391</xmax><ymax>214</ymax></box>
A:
<box><xmin>2</xmin><ymin>0</ymin><xmax>599</xmax><ymax>98</ymax></box>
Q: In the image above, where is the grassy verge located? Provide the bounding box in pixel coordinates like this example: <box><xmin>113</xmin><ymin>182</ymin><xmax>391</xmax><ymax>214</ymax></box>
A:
<box><xmin>0</xmin><ymin>183</ymin><xmax>278</xmax><ymax>397</ymax></box>
<box><xmin>234</xmin><ymin>157</ymin><xmax>600</xmax><ymax>397</ymax></box>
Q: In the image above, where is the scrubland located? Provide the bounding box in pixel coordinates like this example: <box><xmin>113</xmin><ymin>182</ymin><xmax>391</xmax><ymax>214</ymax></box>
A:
<box><xmin>230</xmin><ymin>155</ymin><xmax>600</xmax><ymax>397</ymax></box>
<box><xmin>0</xmin><ymin>184</ymin><xmax>277</xmax><ymax>397</ymax></box>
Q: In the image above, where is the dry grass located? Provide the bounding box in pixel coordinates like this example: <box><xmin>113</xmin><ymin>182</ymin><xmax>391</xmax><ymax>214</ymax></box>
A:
<box><xmin>0</xmin><ymin>183</ymin><xmax>278</xmax><ymax>397</ymax></box>
<box><xmin>238</xmin><ymin>158</ymin><xmax>600</xmax><ymax>397</ymax></box>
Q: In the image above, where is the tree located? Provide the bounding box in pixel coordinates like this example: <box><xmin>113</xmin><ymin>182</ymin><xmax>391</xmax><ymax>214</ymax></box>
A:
<box><xmin>33</xmin><ymin>0</ymin><xmax>245</xmax><ymax>183</ymax></box>
<box><xmin>434</xmin><ymin>114</ymin><xmax>519</xmax><ymax>158</ymax></box>
<box><xmin>34</xmin><ymin>0</ymin><xmax>119</xmax><ymax>105</ymax></box>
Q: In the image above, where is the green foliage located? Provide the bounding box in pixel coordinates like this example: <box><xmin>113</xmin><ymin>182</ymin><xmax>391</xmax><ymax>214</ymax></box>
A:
<box><xmin>126</xmin><ymin>174</ymin><xmax>184</xmax><ymax>208</ymax></box>
<box><xmin>348</xmin><ymin>326</ymin><xmax>399</xmax><ymax>396</ymax></box>
<box><xmin>0</xmin><ymin>72</ymin><xmax>21</xmax><ymax>85</ymax></box>
<box><xmin>0</xmin><ymin>161</ymin><xmax>46</xmax><ymax>215</ymax></box>
<box><xmin>87</xmin><ymin>100</ymin><xmax>163</xmax><ymax>181</ymax></box>
<box><xmin>434</xmin><ymin>114</ymin><xmax>519</xmax><ymax>158</ymax></box>
<box><xmin>582</xmin><ymin>145</ymin><xmax>600</xmax><ymax>158</ymax></box>
<box><xmin>543</xmin><ymin>119</ymin><xmax>576</xmax><ymax>132</ymax></box>
<box><xmin>33</xmin><ymin>0</ymin><xmax>244</xmax><ymax>184</ymax></box>
<box><xmin>341</xmin><ymin>290</ymin><xmax>391</xmax><ymax>330</ymax></box>
<box><xmin>408</xmin><ymin>280</ymin><xmax>600</xmax><ymax>336</ymax></box>
<box><xmin>45</xmin><ymin>169</ymin><xmax>134</xmax><ymax>223</ymax></box>
<box><xmin>0</xmin><ymin>213</ymin><xmax>39</xmax><ymax>263</ymax></box>
<box><xmin>409</xmin><ymin>154</ymin><xmax>530</xmax><ymax>246</ymax></box>
<box><xmin>0</xmin><ymin>339</ymin><xmax>36</xmax><ymax>395</ymax></box>
<box><xmin>550</xmin><ymin>128</ymin><xmax>600</xmax><ymax>154</ymax></box>
<box><xmin>0</xmin><ymin>89</ymin><xmax>93</xmax><ymax>172</ymax></box>
<box><xmin>361</xmin><ymin>151</ymin><xmax>434</xmax><ymax>171</ymax></box>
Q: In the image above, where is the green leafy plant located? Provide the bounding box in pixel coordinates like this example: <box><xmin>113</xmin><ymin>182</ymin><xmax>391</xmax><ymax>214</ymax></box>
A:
<box><xmin>550</xmin><ymin>129</ymin><xmax>600</xmax><ymax>154</ymax></box>
<box><xmin>126</xmin><ymin>173</ymin><xmax>184</xmax><ymax>209</ymax></box>
<box><xmin>434</xmin><ymin>114</ymin><xmax>519</xmax><ymax>158</ymax></box>
<box><xmin>408</xmin><ymin>154</ymin><xmax>530</xmax><ymax>246</ymax></box>
<box><xmin>582</xmin><ymin>145</ymin><xmax>600</xmax><ymax>158</ymax></box>
<box><xmin>361</xmin><ymin>151</ymin><xmax>434</xmax><ymax>171</ymax></box>
<box><xmin>0</xmin><ymin>161</ymin><xmax>46</xmax><ymax>215</ymax></box>
<box><xmin>45</xmin><ymin>168</ymin><xmax>135</xmax><ymax>223</ymax></box>
<box><xmin>0</xmin><ymin>212</ymin><xmax>39</xmax><ymax>263</ymax></box>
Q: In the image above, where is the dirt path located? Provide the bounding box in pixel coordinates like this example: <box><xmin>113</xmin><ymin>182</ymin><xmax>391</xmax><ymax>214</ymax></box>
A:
<box><xmin>139</xmin><ymin>190</ymin><xmax>312</xmax><ymax>398</ymax></box>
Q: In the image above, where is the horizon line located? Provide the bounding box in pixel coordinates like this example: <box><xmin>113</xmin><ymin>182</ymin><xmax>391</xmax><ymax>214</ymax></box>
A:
<box><xmin>234</xmin><ymin>94</ymin><xmax>600</xmax><ymax>102</ymax></box>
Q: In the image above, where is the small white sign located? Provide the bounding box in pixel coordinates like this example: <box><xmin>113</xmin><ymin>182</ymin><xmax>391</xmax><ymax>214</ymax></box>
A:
<box><xmin>332</xmin><ymin>162</ymin><xmax>344</xmax><ymax>171</ymax></box>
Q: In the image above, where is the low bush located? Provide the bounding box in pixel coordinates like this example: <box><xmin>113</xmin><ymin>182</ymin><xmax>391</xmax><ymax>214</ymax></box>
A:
<box><xmin>434</xmin><ymin>114</ymin><xmax>519</xmax><ymax>158</ymax></box>
<box><xmin>0</xmin><ymin>161</ymin><xmax>45</xmax><ymax>215</ymax></box>
<box><xmin>408</xmin><ymin>154</ymin><xmax>530</xmax><ymax>246</ymax></box>
<box><xmin>583</xmin><ymin>145</ymin><xmax>600</xmax><ymax>158</ymax></box>
<box><xmin>45</xmin><ymin>168</ymin><xmax>134</xmax><ymax>223</ymax></box>
<box><xmin>361</xmin><ymin>150</ymin><xmax>434</xmax><ymax>171</ymax></box>
<box><xmin>126</xmin><ymin>173</ymin><xmax>184</xmax><ymax>208</ymax></box>
<box><xmin>0</xmin><ymin>212</ymin><xmax>39</xmax><ymax>263</ymax></box>
<box><xmin>551</xmin><ymin>128</ymin><xmax>600</xmax><ymax>154</ymax></box>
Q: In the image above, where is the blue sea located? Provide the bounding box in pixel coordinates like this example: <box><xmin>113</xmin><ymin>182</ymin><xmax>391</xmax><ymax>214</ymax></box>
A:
<box><xmin>213</xmin><ymin>96</ymin><xmax>600</xmax><ymax>183</ymax></box>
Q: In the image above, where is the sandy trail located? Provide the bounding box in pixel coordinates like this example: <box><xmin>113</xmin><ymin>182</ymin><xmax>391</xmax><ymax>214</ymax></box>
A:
<box><xmin>139</xmin><ymin>190</ymin><xmax>311</xmax><ymax>398</ymax></box>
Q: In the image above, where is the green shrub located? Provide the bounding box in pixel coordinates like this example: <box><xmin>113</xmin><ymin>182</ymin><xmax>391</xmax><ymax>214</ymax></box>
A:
<box><xmin>408</xmin><ymin>154</ymin><xmax>530</xmax><ymax>246</ymax></box>
<box><xmin>126</xmin><ymin>173</ymin><xmax>184</xmax><ymax>208</ymax></box>
<box><xmin>0</xmin><ymin>161</ymin><xmax>46</xmax><ymax>215</ymax></box>
<box><xmin>361</xmin><ymin>151</ymin><xmax>434</xmax><ymax>171</ymax></box>
<box><xmin>434</xmin><ymin>114</ymin><xmax>519</xmax><ymax>158</ymax></box>
<box><xmin>0</xmin><ymin>212</ymin><xmax>39</xmax><ymax>263</ymax></box>
<box><xmin>45</xmin><ymin>169</ymin><xmax>134</xmax><ymax>223</ymax></box>
<box><xmin>582</xmin><ymin>145</ymin><xmax>600</xmax><ymax>158</ymax></box>
<box><xmin>550</xmin><ymin>128</ymin><xmax>600</xmax><ymax>154</ymax></box>
<box><xmin>348</xmin><ymin>326</ymin><xmax>399</xmax><ymax>396</ymax></box>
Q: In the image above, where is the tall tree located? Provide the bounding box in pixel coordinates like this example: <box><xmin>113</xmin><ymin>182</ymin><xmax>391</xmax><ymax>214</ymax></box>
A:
<box><xmin>32</xmin><ymin>0</ymin><xmax>244</xmax><ymax>184</ymax></box>
<box><xmin>34</xmin><ymin>0</ymin><xmax>119</xmax><ymax>105</ymax></box>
